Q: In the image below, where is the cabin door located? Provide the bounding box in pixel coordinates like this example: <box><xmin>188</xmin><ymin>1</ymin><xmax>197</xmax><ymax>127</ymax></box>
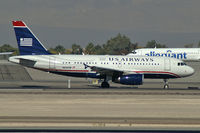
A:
<box><xmin>164</xmin><ymin>58</ymin><xmax>171</xmax><ymax>71</ymax></box>
<box><xmin>49</xmin><ymin>56</ymin><xmax>56</xmax><ymax>69</ymax></box>
<box><xmin>118</xmin><ymin>61</ymin><xmax>122</xmax><ymax>68</ymax></box>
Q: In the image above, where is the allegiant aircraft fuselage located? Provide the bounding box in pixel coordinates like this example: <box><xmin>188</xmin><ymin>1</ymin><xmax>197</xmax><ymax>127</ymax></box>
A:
<box><xmin>9</xmin><ymin>21</ymin><xmax>195</xmax><ymax>88</ymax></box>
<box><xmin>128</xmin><ymin>48</ymin><xmax>200</xmax><ymax>61</ymax></box>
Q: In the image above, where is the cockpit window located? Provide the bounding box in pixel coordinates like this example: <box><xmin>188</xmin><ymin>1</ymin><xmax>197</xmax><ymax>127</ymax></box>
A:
<box><xmin>132</xmin><ymin>50</ymin><xmax>137</xmax><ymax>54</ymax></box>
<box><xmin>178</xmin><ymin>62</ymin><xmax>187</xmax><ymax>66</ymax></box>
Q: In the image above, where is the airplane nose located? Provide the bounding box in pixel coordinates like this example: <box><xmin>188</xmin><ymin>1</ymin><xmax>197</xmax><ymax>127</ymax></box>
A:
<box><xmin>188</xmin><ymin>66</ymin><xmax>195</xmax><ymax>76</ymax></box>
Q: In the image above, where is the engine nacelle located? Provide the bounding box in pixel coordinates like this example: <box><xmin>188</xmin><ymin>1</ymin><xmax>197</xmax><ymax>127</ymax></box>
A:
<box><xmin>113</xmin><ymin>74</ymin><xmax>143</xmax><ymax>85</ymax></box>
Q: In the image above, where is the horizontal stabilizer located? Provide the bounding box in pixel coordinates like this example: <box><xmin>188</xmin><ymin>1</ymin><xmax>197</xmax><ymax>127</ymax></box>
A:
<box><xmin>19</xmin><ymin>58</ymin><xmax>36</xmax><ymax>67</ymax></box>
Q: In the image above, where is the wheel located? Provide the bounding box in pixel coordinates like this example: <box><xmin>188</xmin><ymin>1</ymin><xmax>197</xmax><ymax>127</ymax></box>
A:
<box><xmin>163</xmin><ymin>79</ymin><xmax>169</xmax><ymax>89</ymax></box>
<box><xmin>101</xmin><ymin>81</ymin><xmax>110</xmax><ymax>88</ymax></box>
<box><xmin>164</xmin><ymin>84</ymin><xmax>169</xmax><ymax>89</ymax></box>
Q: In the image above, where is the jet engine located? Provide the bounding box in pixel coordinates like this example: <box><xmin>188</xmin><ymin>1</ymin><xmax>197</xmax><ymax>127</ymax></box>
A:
<box><xmin>113</xmin><ymin>74</ymin><xmax>143</xmax><ymax>85</ymax></box>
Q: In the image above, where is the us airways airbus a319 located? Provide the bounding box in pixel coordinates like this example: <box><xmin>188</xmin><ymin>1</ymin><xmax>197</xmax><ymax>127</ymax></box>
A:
<box><xmin>9</xmin><ymin>21</ymin><xmax>195</xmax><ymax>88</ymax></box>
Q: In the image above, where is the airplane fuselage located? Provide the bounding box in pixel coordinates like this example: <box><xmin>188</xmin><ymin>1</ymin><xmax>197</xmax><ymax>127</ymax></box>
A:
<box><xmin>9</xmin><ymin>55</ymin><xmax>194</xmax><ymax>79</ymax></box>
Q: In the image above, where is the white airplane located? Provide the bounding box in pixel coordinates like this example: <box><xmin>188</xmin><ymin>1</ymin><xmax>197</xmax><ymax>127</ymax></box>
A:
<box><xmin>128</xmin><ymin>48</ymin><xmax>200</xmax><ymax>61</ymax></box>
<box><xmin>9</xmin><ymin>21</ymin><xmax>195</xmax><ymax>88</ymax></box>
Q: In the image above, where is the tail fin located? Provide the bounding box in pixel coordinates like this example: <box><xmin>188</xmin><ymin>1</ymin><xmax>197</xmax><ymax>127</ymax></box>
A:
<box><xmin>12</xmin><ymin>21</ymin><xmax>51</xmax><ymax>55</ymax></box>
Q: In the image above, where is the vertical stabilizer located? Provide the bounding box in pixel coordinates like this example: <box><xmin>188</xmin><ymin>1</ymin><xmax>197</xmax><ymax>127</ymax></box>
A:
<box><xmin>12</xmin><ymin>21</ymin><xmax>51</xmax><ymax>55</ymax></box>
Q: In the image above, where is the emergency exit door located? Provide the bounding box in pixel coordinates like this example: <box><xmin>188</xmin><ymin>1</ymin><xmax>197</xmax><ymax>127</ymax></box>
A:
<box><xmin>164</xmin><ymin>58</ymin><xmax>171</xmax><ymax>71</ymax></box>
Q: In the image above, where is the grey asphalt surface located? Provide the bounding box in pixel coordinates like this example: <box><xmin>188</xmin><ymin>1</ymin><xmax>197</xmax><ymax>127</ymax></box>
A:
<box><xmin>0</xmin><ymin>61</ymin><xmax>200</xmax><ymax>130</ymax></box>
<box><xmin>0</xmin><ymin>88</ymin><xmax>200</xmax><ymax>130</ymax></box>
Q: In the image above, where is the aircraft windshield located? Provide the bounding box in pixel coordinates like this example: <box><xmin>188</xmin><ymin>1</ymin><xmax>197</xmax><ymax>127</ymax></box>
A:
<box><xmin>131</xmin><ymin>50</ymin><xmax>137</xmax><ymax>54</ymax></box>
<box><xmin>178</xmin><ymin>62</ymin><xmax>187</xmax><ymax>66</ymax></box>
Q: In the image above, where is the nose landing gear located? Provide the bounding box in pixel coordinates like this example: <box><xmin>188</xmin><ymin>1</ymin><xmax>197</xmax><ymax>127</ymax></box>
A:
<box><xmin>163</xmin><ymin>79</ymin><xmax>169</xmax><ymax>89</ymax></box>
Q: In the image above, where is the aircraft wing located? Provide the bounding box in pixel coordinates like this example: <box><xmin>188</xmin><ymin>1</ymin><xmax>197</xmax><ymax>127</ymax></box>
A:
<box><xmin>0</xmin><ymin>52</ymin><xmax>13</xmax><ymax>55</ymax></box>
<box><xmin>84</xmin><ymin>64</ymin><xmax>136</xmax><ymax>76</ymax></box>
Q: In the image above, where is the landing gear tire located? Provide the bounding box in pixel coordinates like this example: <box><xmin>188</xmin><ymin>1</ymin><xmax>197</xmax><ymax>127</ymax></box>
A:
<box><xmin>101</xmin><ymin>81</ymin><xmax>110</xmax><ymax>88</ymax></box>
<box><xmin>164</xmin><ymin>84</ymin><xmax>169</xmax><ymax>89</ymax></box>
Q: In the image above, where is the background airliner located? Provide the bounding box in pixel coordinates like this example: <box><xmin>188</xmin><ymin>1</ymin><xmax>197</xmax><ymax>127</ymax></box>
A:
<box><xmin>128</xmin><ymin>48</ymin><xmax>200</xmax><ymax>61</ymax></box>
<box><xmin>9</xmin><ymin>21</ymin><xmax>194</xmax><ymax>88</ymax></box>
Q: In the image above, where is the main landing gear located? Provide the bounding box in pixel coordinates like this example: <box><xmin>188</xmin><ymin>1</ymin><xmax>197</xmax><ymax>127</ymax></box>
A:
<box><xmin>163</xmin><ymin>79</ymin><xmax>169</xmax><ymax>89</ymax></box>
<box><xmin>101</xmin><ymin>81</ymin><xmax>110</xmax><ymax>88</ymax></box>
<box><xmin>101</xmin><ymin>76</ymin><xmax>110</xmax><ymax>88</ymax></box>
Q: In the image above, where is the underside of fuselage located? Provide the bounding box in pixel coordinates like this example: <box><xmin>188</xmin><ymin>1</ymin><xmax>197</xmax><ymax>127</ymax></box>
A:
<box><xmin>144</xmin><ymin>74</ymin><xmax>177</xmax><ymax>79</ymax></box>
<box><xmin>48</xmin><ymin>70</ymin><xmax>178</xmax><ymax>79</ymax></box>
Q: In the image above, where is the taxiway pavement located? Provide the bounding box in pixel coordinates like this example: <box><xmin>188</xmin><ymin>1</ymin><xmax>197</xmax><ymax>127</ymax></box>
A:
<box><xmin>0</xmin><ymin>88</ymin><xmax>200</xmax><ymax>130</ymax></box>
